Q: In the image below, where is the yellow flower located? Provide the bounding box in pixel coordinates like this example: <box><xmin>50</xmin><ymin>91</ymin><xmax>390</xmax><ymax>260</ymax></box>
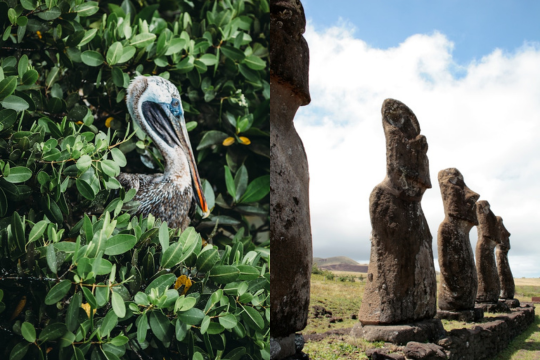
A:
<box><xmin>222</xmin><ymin>137</ymin><xmax>235</xmax><ymax>146</ymax></box>
<box><xmin>10</xmin><ymin>296</ymin><xmax>26</xmax><ymax>321</ymax></box>
<box><xmin>105</xmin><ymin>117</ymin><xmax>114</xmax><ymax>128</ymax></box>
<box><xmin>174</xmin><ymin>275</ymin><xmax>192</xmax><ymax>295</ymax></box>
<box><xmin>81</xmin><ymin>303</ymin><xmax>96</xmax><ymax>318</ymax></box>
<box><xmin>239</xmin><ymin>136</ymin><xmax>251</xmax><ymax>145</ymax></box>
<box><xmin>36</xmin><ymin>31</ymin><xmax>42</xmax><ymax>39</ymax></box>
<box><xmin>76</xmin><ymin>121</ymin><xmax>83</xmax><ymax>125</ymax></box>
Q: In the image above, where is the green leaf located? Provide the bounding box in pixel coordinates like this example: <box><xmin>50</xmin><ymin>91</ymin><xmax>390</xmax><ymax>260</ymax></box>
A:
<box><xmin>165</xmin><ymin>38</ymin><xmax>186</xmax><ymax>55</ymax></box>
<box><xmin>110</xmin><ymin>148</ymin><xmax>127</xmax><ymax>167</ymax></box>
<box><xmin>243</xmin><ymin>55</ymin><xmax>266</xmax><ymax>70</ymax></box>
<box><xmin>175</xmin><ymin>55</ymin><xmax>194</xmax><ymax>74</ymax></box>
<box><xmin>77</xmin><ymin>155</ymin><xmax>92</xmax><ymax>173</ymax></box>
<box><xmin>145</xmin><ymin>273</ymin><xmax>175</xmax><ymax>294</ymax></box>
<box><xmin>4</xmin><ymin>167</ymin><xmax>32</xmax><ymax>183</ymax></box>
<box><xmin>79</xmin><ymin>29</ymin><xmax>98</xmax><ymax>46</ymax></box>
<box><xmin>224</xmin><ymin>166</ymin><xmax>236</xmax><ymax>199</ymax></box>
<box><xmin>137</xmin><ymin>313</ymin><xmax>148</xmax><ymax>344</ymax></box>
<box><xmin>110</xmin><ymin>335</ymin><xmax>128</xmax><ymax>346</ymax></box>
<box><xmin>178</xmin><ymin>307</ymin><xmax>204</xmax><ymax>325</ymax></box>
<box><xmin>161</xmin><ymin>241</ymin><xmax>183</xmax><ymax>268</ymax></box>
<box><xmin>21</xmin><ymin>0</ymin><xmax>37</xmax><ymax>10</ymax></box>
<box><xmin>209</xmin><ymin>265</ymin><xmax>239</xmax><ymax>284</ymax></box>
<box><xmin>236</xmin><ymin>265</ymin><xmax>260</xmax><ymax>280</ymax></box>
<box><xmin>28</xmin><ymin>220</ymin><xmax>48</xmax><ymax>243</ymax></box>
<box><xmin>200</xmin><ymin>316</ymin><xmax>210</xmax><ymax>334</ymax></box>
<box><xmin>174</xmin><ymin>296</ymin><xmax>197</xmax><ymax>312</ymax></box>
<box><xmin>101</xmin><ymin>159</ymin><xmax>120</xmax><ymax>177</ymax></box>
<box><xmin>39</xmin><ymin>323</ymin><xmax>67</xmax><ymax>341</ymax></box>
<box><xmin>58</xmin><ymin>331</ymin><xmax>75</xmax><ymax>348</ymax></box>
<box><xmin>9</xmin><ymin>342</ymin><xmax>29</xmax><ymax>360</ymax></box>
<box><xmin>149</xmin><ymin>311</ymin><xmax>171</xmax><ymax>342</ymax></box>
<box><xmin>178</xmin><ymin>227</ymin><xmax>200</xmax><ymax>263</ymax></box>
<box><xmin>111</xmin><ymin>291</ymin><xmax>126</xmax><ymax>318</ymax></box>
<box><xmin>76</xmin><ymin>179</ymin><xmax>95</xmax><ymax>200</ymax></box>
<box><xmin>130</xmin><ymin>33</ymin><xmax>156</xmax><ymax>48</ymax></box>
<box><xmin>239</xmin><ymin>175</ymin><xmax>270</xmax><ymax>203</ymax></box>
<box><xmin>1</xmin><ymin>95</ymin><xmax>29</xmax><ymax>112</ymax></box>
<box><xmin>66</xmin><ymin>291</ymin><xmax>82</xmax><ymax>332</ymax></box>
<box><xmin>159</xmin><ymin>221</ymin><xmax>169</xmax><ymax>252</ymax></box>
<box><xmin>81</xmin><ymin>51</ymin><xmax>104</xmax><ymax>67</ymax></box>
<box><xmin>241</xmin><ymin>306</ymin><xmax>264</xmax><ymax>330</ymax></box>
<box><xmin>8</xmin><ymin>8</ymin><xmax>17</xmax><ymax>25</ymax></box>
<box><xmin>105</xmin><ymin>234</ymin><xmax>137</xmax><ymax>255</ymax></box>
<box><xmin>45</xmin><ymin>67</ymin><xmax>60</xmax><ymax>88</ymax></box>
<box><xmin>220</xmin><ymin>46</ymin><xmax>245</xmax><ymax>62</ymax></box>
<box><xmin>197</xmin><ymin>130</ymin><xmax>228</xmax><ymax>150</ymax></box>
<box><xmin>106</xmin><ymin>42</ymin><xmax>123</xmax><ymax>65</ymax></box>
<box><xmin>74</xmin><ymin>1</ymin><xmax>99</xmax><ymax>17</ymax></box>
<box><xmin>234</xmin><ymin>165</ymin><xmax>248</xmax><ymax>201</ymax></box>
<box><xmin>100</xmin><ymin>310</ymin><xmax>118</xmax><ymax>337</ymax></box>
<box><xmin>196</xmin><ymin>247</ymin><xmax>219</xmax><ymax>273</ymax></box>
<box><xmin>0</xmin><ymin>188</ymin><xmax>7</xmax><ymax>217</ymax></box>
<box><xmin>21</xmin><ymin>322</ymin><xmax>36</xmax><ymax>343</ymax></box>
<box><xmin>193</xmin><ymin>353</ymin><xmax>204</xmax><ymax>360</ymax></box>
<box><xmin>198</xmin><ymin>54</ymin><xmax>218</xmax><ymax>66</ymax></box>
<box><xmin>22</xmin><ymin>69</ymin><xmax>38</xmax><ymax>85</ymax></box>
<box><xmin>82</xmin><ymin>286</ymin><xmax>97</xmax><ymax>309</ymax></box>
<box><xmin>118</xmin><ymin>46</ymin><xmax>136</xmax><ymax>63</ymax></box>
<box><xmin>18</xmin><ymin>55</ymin><xmax>28</xmax><ymax>79</ymax></box>
<box><xmin>11</xmin><ymin>211</ymin><xmax>25</xmax><ymax>252</ymax></box>
<box><xmin>218</xmin><ymin>313</ymin><xmax>237</xmax><ymax>329</ymax></box>
<box><xmin>44</xmin><ymin>280</ymin><xmax>71</xmax><ymax>305</ymax></box>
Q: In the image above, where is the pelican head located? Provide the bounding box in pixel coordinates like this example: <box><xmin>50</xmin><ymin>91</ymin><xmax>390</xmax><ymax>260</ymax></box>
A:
<box><xmin>126</xmin><ymin>75</ymin><xmax>209</xmax><ymax>218</ymax></box>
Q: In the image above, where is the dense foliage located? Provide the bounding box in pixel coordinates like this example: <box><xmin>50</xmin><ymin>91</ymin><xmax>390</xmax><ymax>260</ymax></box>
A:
<box><xmin>0</xmin><ymin>0</ymin><xmax>270</xmax><ymax>359</ymax></box>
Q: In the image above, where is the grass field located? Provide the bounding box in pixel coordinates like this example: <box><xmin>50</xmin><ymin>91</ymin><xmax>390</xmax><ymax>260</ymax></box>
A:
<box><xmin>303</xmin><ymin>271</ymin><xmax>540</xmax><ymax>360</ymax></box>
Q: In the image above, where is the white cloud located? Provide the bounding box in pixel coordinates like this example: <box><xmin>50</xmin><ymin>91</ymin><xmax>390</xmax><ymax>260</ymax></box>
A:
<box><xmin>295</xmin><ymin>21</ymin><xmax>540</xmax><ymax>278</ymax></box>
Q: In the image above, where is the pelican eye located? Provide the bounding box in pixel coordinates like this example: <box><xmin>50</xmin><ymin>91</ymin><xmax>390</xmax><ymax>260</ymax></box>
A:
<box><xmin>170</xmin><ymin>98</ymin><xmax>182</xmax><ymax>117</ymax></box>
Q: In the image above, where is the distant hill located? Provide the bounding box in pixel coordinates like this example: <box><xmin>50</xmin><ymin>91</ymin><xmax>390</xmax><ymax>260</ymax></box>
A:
<box><xmin>314</xmin><ymin>256</ymin><xmax>368</xmax><ymax>273</ymax></box>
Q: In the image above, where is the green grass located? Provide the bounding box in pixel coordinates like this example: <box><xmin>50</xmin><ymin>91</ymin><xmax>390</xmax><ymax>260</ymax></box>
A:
<box><xmin>495</xmin><ymin>305</ymin><xmax>540</xmax><ymax>360</ymax></box>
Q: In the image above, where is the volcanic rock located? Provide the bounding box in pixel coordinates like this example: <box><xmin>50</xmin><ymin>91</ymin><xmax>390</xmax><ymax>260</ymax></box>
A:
<box><xmin>475</xmin><ymin>201</ymin><xmax>501</xmax><ymax>303</ymax></box>
<box><xmin>496</xmin><ymin>217</ymin><xmax>515</xmax><ymax>300</ymax></box>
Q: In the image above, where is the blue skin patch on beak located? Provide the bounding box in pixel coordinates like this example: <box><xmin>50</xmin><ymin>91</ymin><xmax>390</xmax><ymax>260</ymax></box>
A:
<box><xmin>170</xmin><ymin>98</ymin><xmax>183</xmax><ymax>117</ymax></box>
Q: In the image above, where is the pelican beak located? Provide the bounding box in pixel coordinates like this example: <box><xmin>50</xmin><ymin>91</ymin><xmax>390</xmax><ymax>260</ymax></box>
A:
<box><xmin>170</xmin><ymin>112</ymin><xmax>210</xmax><ymax>219</ymax></box>
<box><xmin>141</xmin><ymin>101</ymin><xmax>210</xmax><ymax>218</ymax></box>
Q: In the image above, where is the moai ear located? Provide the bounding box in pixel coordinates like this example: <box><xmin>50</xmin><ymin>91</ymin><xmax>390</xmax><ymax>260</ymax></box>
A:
<box><xmin>381</xmin><ymin>98</ymin><xmax>421</xmax><ymax>140</ymax></box>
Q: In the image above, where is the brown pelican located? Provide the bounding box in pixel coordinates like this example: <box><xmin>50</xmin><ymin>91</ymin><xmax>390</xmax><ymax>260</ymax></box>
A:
<box><xmin>118</xmin><ymin>76</ymin><xmax>209</xmax><ymax>230</ymax></box>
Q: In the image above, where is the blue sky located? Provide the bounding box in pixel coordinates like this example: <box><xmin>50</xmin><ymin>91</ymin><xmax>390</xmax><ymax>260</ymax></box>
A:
<box><xmin>295</xmin><ymin>0</ymin><xmax>540</xmax><ymax>277</ymax></box>
<box><xmin>302</xmin><ymin>0</ymin><xmax>540</xmax><ymax>65</ymax></box>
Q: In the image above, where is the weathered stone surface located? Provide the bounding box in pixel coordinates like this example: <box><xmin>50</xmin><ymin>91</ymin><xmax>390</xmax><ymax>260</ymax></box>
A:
<box><xmin>271</xmin><ymin>334</ymin><xmax>295</xmax><ymax>360</ymax></box>
<box><xmin>403</xmin><ymin>342</ymin><xmax>447</xmax><ymax>360</ymax></box>
<box><xmin>437</xmin><ymin>168</ymin><xmax>480</xmax><ymax>312</ymax></box>
<box><xmin>270</xmin><ymin>0</ymin><xmax>310</xmax><ymax>104</ymax></box>
<box><xmin>366</xmin><ymin>348</ymin><xmax>406</xmax><ymax>360</ymax></box>
<box><xmin>475</xmin><ymin>200</ymin><xmax>502</xmax><ymax>303</ymax></box>
<box><xmin>437</xmin><ymin>306</ymin><xmax>535</xmax><ymax>360</ymax></box>
<box><xmin>475</xmin><ymin>300</ymin><xmax>510</xmax><ymax>313</ymax></box>
<box><xmin>351</xmin><ymin>319</ymin><xmax>446</xmax><ymax>345</ymax></box>
<box><xmin>359</xmin><ymin>99</ymin><xmax>436</xmax><ymax>325</ymax></box>
<box><xmin>496</xmin><ymin>217</ymin><xmax>515</xmax><ymax>300</ymax></box>
<box><xmin>435</xmin><ymin>307</ymin><xmax>484</xmax><ymax>322</ymax></box>
<box><xmin>504</xmin><ymin>299</ymin><xmax>520</xmax><ymax>308</ymax></box>
<box><xmin>270</xmin><ymin>0</ymin><xmax>313</xmax><ymax>349</ymax></box>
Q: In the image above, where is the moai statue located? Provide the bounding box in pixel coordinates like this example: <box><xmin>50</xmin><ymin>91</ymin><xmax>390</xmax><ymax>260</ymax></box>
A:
<box><xmin>496</xmin><ymin>217</ymin><xmax>519</xmax><ymax>308</ymax></box>
<box><xmin>353</xmin><ymin>99</ymin><xmax>444</xmax><ymax>344</ymax></box>
<box><xmin>270</xmin><ymin>0</ymin><xmax>312</xmax><ymax>359</ymax></box>
<box><xmin>436</xmin><ymin>168</ymin><xmax>483</xmax><ymax>322</ymax></box>
<box><xmin>475</xmin><ymin>201</ymin><xmax>509</xmax><ymax>312</ymax></box>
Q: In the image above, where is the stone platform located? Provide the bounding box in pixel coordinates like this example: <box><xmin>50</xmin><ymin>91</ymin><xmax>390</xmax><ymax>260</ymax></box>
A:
<box><xmin>350</xmin><ymin>319</ymin><xmax>447</xmax><ymax>345</ymax></box>
<box><xmin>475</xmin><ymin>300</ymin><xmax>511</xmax><ymax>313</ymax></box>
<box><xmin>501</xmin><ymin>298</ymin><xmax>520</xmax><ymax>308</ymax></box>
<box><xmin>435</xmin><ymin>307</ymin><xmax>484</xmax><ymax>322</ymax></box>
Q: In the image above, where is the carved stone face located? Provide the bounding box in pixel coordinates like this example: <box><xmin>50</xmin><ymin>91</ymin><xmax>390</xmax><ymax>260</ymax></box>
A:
<box><xmin>270</xmin><ymin>0</ymin><xmax>311</xmax><ymax>104</ymax></box>
<box><xmin>497</xmin><ymin>216</ymin><xmax>511</xmax><ymax>251</ymax></box>
<box><xmin>438</xmin><ymin>168</ymin><xmax>480</xmax><ymax>225</ymax></box>
<box><xmin>476</xmin><ymin>200</ymin><xmax>502</xmax><ymax>245</ymax></box>
<box><xmin>382</xmin><ymin>99</ymin><xmax>431</xmax><ymax>197</ymax></box>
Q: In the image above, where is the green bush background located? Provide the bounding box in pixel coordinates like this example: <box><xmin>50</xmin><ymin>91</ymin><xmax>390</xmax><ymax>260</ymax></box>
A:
<box><xmin>0</xmin><ymin>0</ymin><xmax>269</xmax><ymax>359</ymax></box>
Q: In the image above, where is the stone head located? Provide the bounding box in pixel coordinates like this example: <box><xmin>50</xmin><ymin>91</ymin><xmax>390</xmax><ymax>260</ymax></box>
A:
<box><xmin>270</xmin><ymin>0</ymin><xmax>311</xmax><ymax>105</ymax></box>
<box><xmin>382</xmin><ymin>99</ymin><xmax>431</xmax><ymax>197</ymax></box>
<box><xmin>476</xmin><ymin>200</ymin><xmax>502</xmax><ymax>245</ymax></box>
<box><xmin>438</xmin><ymin>168</ymin><xmax>480</xmax><ymax>225</ymax></box>
<box><xmin>496</xmin><ymin>216</ymin><xmax>511</xmax><ymax>251</ymax></box>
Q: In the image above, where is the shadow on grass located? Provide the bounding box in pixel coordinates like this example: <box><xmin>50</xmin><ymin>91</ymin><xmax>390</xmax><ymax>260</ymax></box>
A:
<box><xmin>495</xmin><ymin>312</ymin><xmax>540</xmax><ymax>360</ymax></box>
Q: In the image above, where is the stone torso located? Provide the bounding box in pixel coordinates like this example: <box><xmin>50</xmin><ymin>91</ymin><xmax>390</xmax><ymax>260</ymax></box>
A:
<box><xmin>118</xmin><ymin>173</ymin><xmax>192</xmax><ymax>230</ymax></box>
<box><xmin>359</xmin><ymin>185</ymin><xmax>437</xmax><ymax>325</ymax></box>
<box><xmin>475</xmin><ymin>237</ymin><xmax>500</xmax><ymax>302</ymax></box>
<box><xmin>437</xmin><ymin>221</ymin><xmax>477</xmax><ymax>310</ymax></box>
<box><xmin>496</xmin><ymin>247</ymin><xmax>515</xmax><ymax>299</ymax></box>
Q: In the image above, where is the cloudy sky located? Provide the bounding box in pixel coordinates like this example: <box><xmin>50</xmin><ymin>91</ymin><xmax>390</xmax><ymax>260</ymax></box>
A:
<box><xmin>294</xmin><ymin>1</ymin><xmax>540</xmax><ymax>277</ymax></box>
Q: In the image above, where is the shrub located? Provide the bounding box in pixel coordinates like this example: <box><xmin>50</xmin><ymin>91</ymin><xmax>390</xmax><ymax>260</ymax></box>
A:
<box><xmin>0</xmin><ymin>0</ymin><xmax>269</xmax><ymax>359</ymax></box>
<box><xmin>325</xmin><ymin>273</ymin><xmax>334</xmax><ymax>281</ymax></box>
<box><xmin>311</xmin><ymin>264</ymin><xmax>323</xmax><ymax>275</ymax></box>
